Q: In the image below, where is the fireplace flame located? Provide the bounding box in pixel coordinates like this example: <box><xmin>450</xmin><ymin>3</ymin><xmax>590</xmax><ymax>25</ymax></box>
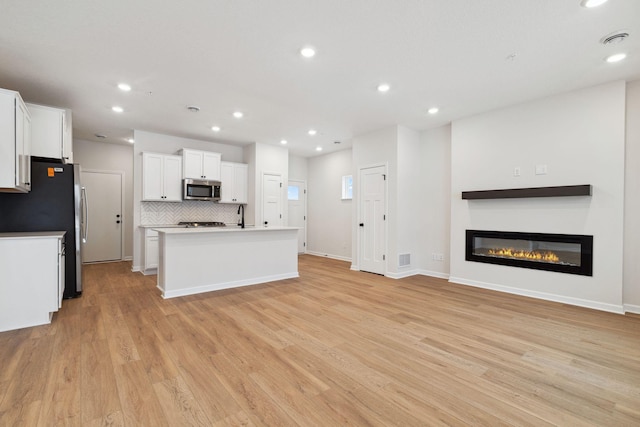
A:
<box><xmin>487</xmin><ymin>248</ymin><xmax>560</xmax><ymax>263</ymax></box>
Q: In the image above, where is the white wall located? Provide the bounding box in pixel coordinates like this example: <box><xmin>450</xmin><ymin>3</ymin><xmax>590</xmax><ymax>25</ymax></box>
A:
<box><xmin>418</xmin><ymin>125</ymin><xmax>451</xmax><ymax>278</ymax></box>
<box><xmin>624</xmin><ymin>80</ymin><xmax>640</xmax><ymax>313</ymax></box>
<box><xmin>351</xmin><ymin>126</ymin><xmax>397</xmax><ymax>270</ymax></box>
<box><xmin>288</xmin><ymin>154</ymin><xmax>308</xmax><ymax>181</ymax></box>
<box><xmin>132</xmin><ymin>130</ymin><xmax>245</xmax><ymax>271</ymax></box>
<box><xmin>450</xmin><ymin>81</ymin><xmax>626</xmax><ymax>313</ymax></box>
<box><xmin>307</xmin><ymin>149</ymin><xmax>352</xmax><ymax>260</ymax></box>
<box><xmin>395</xmin><ymin>126</ymin><xmax>421</xmax><ymax>275</ymax></box>
<box><xmin>73</xmin><ymin>139</ymin><xmax>134</xmax><ymax>259</ymax></box>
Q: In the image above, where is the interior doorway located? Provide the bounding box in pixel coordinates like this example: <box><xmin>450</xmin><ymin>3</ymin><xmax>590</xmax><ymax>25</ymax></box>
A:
<box><xmin>358</xmin><ymin>165</ymin><xmax>386</xmax><ymax>275</ymax></box>
<box><xmin>262</xmin><ymin>172</ymin><xmax>283</xmax><ymax>227</ymax></box>
<box><xmin>287</xmin><ymin>180</ymin><xmax>306</xmax><ymax>253</ymax></box>
<box><xmin>81</xmin><ymin>170</ymin><xmax>123</xmax><ymax>263</ymax></box>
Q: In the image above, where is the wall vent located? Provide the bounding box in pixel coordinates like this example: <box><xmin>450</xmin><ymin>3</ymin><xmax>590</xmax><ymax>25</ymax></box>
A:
<box><xmin>398</xmin><ymin>253</ymin><xmax>411</xmax><ymax>267</ymax></box>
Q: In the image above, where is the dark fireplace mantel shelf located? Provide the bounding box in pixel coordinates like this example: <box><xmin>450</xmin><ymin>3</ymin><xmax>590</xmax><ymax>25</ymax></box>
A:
<box><xmin>462</xmin><ymin>184</ymin><xmax>592</xmax><ymax>200</ymax></box>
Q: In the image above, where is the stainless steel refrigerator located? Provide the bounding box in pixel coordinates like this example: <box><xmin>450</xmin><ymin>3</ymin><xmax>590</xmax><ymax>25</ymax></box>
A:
<box><xmin>0</xmin><ymin>159</ymin><xmax>86</xmax><ymax>298</ymax></box>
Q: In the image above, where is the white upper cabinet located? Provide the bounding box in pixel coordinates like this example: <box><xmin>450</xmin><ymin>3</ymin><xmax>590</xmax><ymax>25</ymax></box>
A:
<box><xmin>26</xmin><ymin>103</ymin><xmax>73</xmax><ymax>163</ymax></box>
<box><xmin>180</xmin><ymin>148</ymin><xmax>221</xmax><ymax>180</ymax></box>
<box><xmin>142</xmin><ymin>152</ymin><xmax>182</xmax><ymax>202</ymax></box>
<box><xmin>0</xmin><ymin>88</ymin><xmax>31</xmax><ymax>193</ymax></box>
<box><xmin>220</xmin><ymin>161</ymin><xmax>248</xmax><ymax>203</ymax></box>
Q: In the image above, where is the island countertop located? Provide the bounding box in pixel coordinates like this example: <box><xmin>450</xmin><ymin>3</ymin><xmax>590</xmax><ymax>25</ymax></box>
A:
<box><xmin>152</xmin><ymin>225</ymin><xmax>298</xmax><ymax>234</ymax></box>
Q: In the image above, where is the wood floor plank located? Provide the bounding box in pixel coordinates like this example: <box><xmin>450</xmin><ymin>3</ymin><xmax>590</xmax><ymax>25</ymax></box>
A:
<box><xmin>0</xmin><ymin>256</ymin><xmax>638</xmax><ymax>426</ymax></box>
<box><xmin>113</xmin><ymin>360</ymin><xmax>169</xmax><ymax>426</ymax></box>
<box><xmin>80</xmin><ymin>339</ymin><xmax>121</xmax><ymax>424</ymax></box>
<box><xmin>0</xmin><ymin>335</ymin><xmax>55</xmax><ymax>412</ymax></box>
<box><xmin>36</xmin><ymin>314</ymin><xmax>83</xmax><ymax>426</ymax></box>
<box><xmin>152</xmin><ymin>375</ymin><xmax>211</xmax><ymax>426</ymax></box>
<box><xmin>83</xmin><ymin>410</ymin><xmax>124</xmax><ymax>427</ymax></box>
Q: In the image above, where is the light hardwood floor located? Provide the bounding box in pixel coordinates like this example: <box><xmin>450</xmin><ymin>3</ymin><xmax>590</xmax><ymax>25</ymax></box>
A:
<box><xmin>1</xmin><ymin>255</ymin><xmax>639</xmax><ymax>426</ymax></box>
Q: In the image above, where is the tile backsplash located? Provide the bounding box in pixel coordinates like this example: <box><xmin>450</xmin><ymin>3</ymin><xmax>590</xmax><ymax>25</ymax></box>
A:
<box><xmin>141</xmin><ymin>201</ymin><xmax>241</xmax><ymax>225</ymax></box>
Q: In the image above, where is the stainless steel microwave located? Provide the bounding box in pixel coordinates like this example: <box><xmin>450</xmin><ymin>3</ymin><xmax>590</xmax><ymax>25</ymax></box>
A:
<box><xmin>183</xmin><ymin>178</ymin><xmax>221</xmax><ymax>201</ymax></box>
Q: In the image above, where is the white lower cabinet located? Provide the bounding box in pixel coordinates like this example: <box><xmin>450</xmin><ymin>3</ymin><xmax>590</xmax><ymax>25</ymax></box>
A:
<box><xmin>0</xmin><ymin>232</ymin><xmax>65</xmax><ymax>332</ymax></box>
<box><xmin>144</xmin><ymin>228</ymin><xmax>159</xmax><ymax>273</ymax></box>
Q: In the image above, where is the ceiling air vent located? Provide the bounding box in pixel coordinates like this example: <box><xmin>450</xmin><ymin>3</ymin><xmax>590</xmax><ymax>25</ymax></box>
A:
<box><xmin>600</xmin><ymin>31</ymin><xmax>629</xmax><ymax>45</ymax></box>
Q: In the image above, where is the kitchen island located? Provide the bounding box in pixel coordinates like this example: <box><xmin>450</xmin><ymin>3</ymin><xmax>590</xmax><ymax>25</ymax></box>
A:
<box><xmin>154</xmin><ymin>226</ymin><xmax>299</xmax><ymax>298</ymax></box>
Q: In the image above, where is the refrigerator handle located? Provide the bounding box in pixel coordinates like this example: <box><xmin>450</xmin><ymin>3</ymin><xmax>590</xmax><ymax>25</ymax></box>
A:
<box><xmin>81</xmin><ymin>186</ymin><xmax>88</xmax><ymax>243</ymax></box>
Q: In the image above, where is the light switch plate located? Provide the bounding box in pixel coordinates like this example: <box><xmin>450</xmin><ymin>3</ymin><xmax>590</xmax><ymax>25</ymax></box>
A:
<box><xmin>535</xmin><ymin>164</ymin><xmax>548</xmax><ymax>175</ymax></box>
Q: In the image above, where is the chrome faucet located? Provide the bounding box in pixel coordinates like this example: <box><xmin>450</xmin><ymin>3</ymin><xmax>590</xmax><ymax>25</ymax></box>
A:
<box><xmin>237</xmin><ymin>204</ymin><xmax>245</xmax><ymax>228</ymax></box>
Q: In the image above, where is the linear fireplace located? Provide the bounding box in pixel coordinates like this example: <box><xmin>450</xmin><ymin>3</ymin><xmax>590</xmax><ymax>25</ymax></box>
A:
<box><xmin>466</xmin><ymin>230</ymin><xmax>593</xmax><ymax>276</ymax></box>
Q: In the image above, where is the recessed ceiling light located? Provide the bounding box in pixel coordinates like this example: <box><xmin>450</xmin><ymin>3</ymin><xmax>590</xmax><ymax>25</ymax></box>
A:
<box><xmin>580</xmin><ymin>0</ymin><xmax>608</xmax><ymax>8</ymax></box>
<box><xmin>280</xmin><ymin>139</ymin><xmax>287</xmax><ymax>145</ymax></box>
<box><xmin>428</xmin><ymin>107</ymin><xmax>439</xmax><ymax>114</ymax></box>
<box><xmin>117</xmin><ymin>83</ymin><xmax>131</xmax><ymax>92</ymax></box>
<box><xmin>377</xmin><ymin>83</ymin><xmax>390</xmax><ymax>93</ymax></box>
<box><xmin>126</xmin><ymin>138</ymin><xmax>134</xmax><ymax>144</ymax></box>
<box><xmin>300</xmin><ymin>47</ymin><xmax>316</xmax><ymax>58</ymax></box>
<box><xmin>112</xmin><ymin>106</ymin><xmax>123</xmax><ymax>113</ymax></box>
<box><xmin>211</xmin><ymin>126</ymin><xmax>221</xmax><ymax>132</ymax></box>
<box><xmin>606</xmin><ymin>53</ymin><xmax>627</xmax><ymax>63</ymax></box>
<box><xmin>308</xmin><ymin>129</ymin><xmax>317</xmax><ymax>136</ymax></box>
<box><xmin>233</xmin><ymin>111</ymin><xmax>243</xmax><ymax>118</ymax></box>
<box><xmin>316</xmin><ymin>146</ymin><xmax>322</xmax><ymax>151</ymax></box>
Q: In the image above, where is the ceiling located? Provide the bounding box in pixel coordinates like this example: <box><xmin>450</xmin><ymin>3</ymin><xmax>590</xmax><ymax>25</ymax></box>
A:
<box><xmin>1</xmin><ymin>0</ymin><xmax>638</xmax><ymax>157</ymax></box>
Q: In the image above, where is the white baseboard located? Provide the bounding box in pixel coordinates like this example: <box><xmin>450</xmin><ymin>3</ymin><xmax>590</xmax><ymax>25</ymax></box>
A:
<box><xmin>350</xmin><ymin>264</ymin><xmax>359</xmax><ymax>271</ymax></box>
<box><xmin>386</xmin><ymin>269</ymin><xmax>421</xmax><ymax>279</ymax></box>
<box><xmin>417</xmin><ymin>269</ymin><xmax>450</xmax><ymax>280</ymax></box>
<box><xmin>624</xmin><ymin>304</ymin><xmax>640</xmax><ymax>314</ymax></box>
<box><xmin>449</xmin><ymin>276</ymin><xmax>625</xmax><ymax>314</ymax></box>
<box><xmin>131</xmin><ymin>265</ymin><xmax>141</xmax><ymax>273</ymax></box>
<box><xmin>123</xmin><ymin>256</ymin><xmax>132</xmax><ymax>261</ymax></box>
<box><xmin>306</xmin><ymin>251</ymin><xmax>352</xmax><ymax>263</ymax></box>
<box><xmin>159</xmin><ymin>272</ymin><xmax>299</xmax><ymax>299</ymax></box>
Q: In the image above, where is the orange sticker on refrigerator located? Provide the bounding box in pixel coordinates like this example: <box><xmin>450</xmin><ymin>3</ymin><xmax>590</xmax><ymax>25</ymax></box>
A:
<box><xmin>48</xmin><ymin>167</ymin><xmax>55</xmax><ymax>177</ymax></box>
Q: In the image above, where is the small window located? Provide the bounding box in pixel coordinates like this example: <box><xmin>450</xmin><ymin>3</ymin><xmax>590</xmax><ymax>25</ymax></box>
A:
<box><xmin>288</xmin><ymin>185</ymin><xmax>299</xmax><ymax>200</ymax></box>
<box><xmin>342</xmin><ymin>175</ymin><xmax>353</xmax><ymax>200</ymax></box>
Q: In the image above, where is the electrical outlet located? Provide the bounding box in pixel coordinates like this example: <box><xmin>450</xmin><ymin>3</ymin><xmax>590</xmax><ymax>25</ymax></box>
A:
<box><xmin>535</xmin><ymin>164</ymin><xmax>548</xmax><ymax>175</ymax></box>
<box><xmin>437</xmin><ymin>254</ymin><xmax>444</xmax><ymax>261</ymax></box>
<box><xmin>514</xmin><ymin>167</ymin><xmax>521</xmax><ymax>177</ymax></box>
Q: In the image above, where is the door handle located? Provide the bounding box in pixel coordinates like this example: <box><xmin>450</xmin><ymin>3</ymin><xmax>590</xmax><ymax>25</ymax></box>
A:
<box><xmin>81</xmin><ymin>186</ymin><xmax>88</xmax><ymax>243</ymax></box>
<box><xmin>359</xmin><ymin>223</ymin><xmax>364</xmax><ymax>227</ymax></box>
<box><xmin>116</xmin><ymin>220</ymin><xmax>121</xmax><ymax>224</ymax></box>
<box><xmin>116</xmin><ymin>214</ymin><xmax>120</xmax><ymax>218</ymax></box>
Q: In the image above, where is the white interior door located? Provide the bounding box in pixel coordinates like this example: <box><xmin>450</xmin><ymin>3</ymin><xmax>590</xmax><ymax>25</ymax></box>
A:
<box><xmin>262</xmin><ymin>173</ymin><xmax>282</xmax><ymax>227</ymax></box>
<box><xmin>287</xmin><ymin>180</ymin><xmax>306</xmax><ymax>253</ymax></box>
<box><xmin>81</xmin><ymin>170</ymin><xmax>123</xmax><ymax>263</ymax></box>
<box><xmin>359</xmin><ymin>165</ymin><xmax>386</xmax><ymax>274</ymax></box>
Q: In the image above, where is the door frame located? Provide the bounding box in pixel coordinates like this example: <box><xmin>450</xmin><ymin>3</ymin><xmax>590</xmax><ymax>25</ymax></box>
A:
<box><xmin>261</xmin><ymin>171</ymin><xmax>283</xmax><ymax>227</ymax></box>
<box><xmin>288</xmin><ymin>179</ymin><xmax>307</xmax><ymax>254</ymax></box>
<box><xmin>82</xmin><ymin>169</ymin><xmax>125</xmax><ymax>262</ymax></box>
<box><xmin>356</xmin><ymin>163</ymin><xmax>388</xmax><ymax>275</ymax></box>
